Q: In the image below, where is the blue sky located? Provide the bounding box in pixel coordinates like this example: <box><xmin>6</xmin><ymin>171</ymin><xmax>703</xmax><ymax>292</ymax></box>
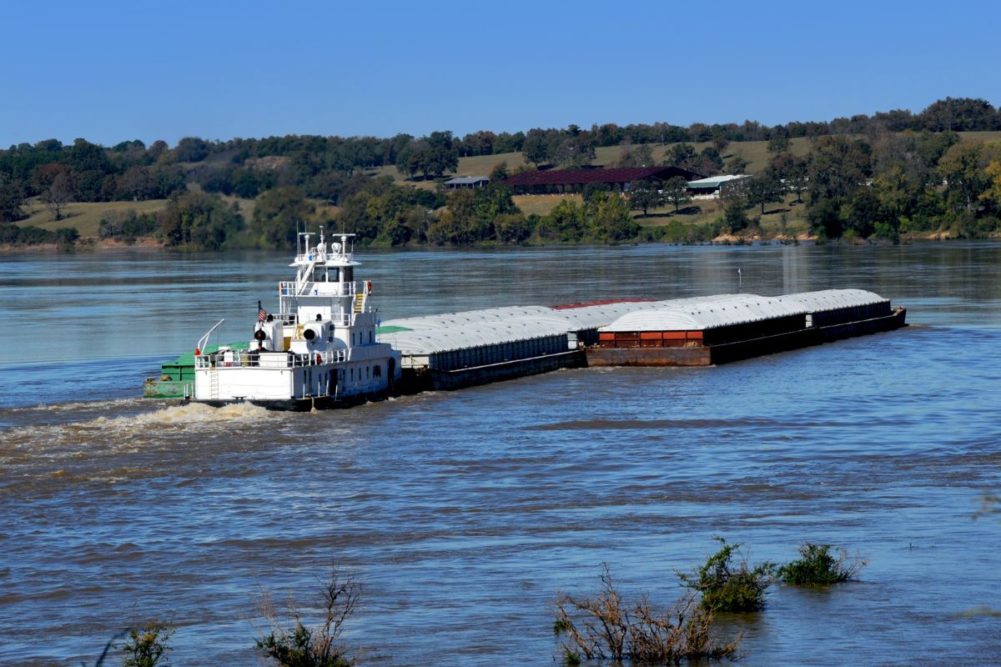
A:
<box><xmin>3</xmin><ymin>0</ymin><xmax>1000</xmax><ymax>147</ymax></box>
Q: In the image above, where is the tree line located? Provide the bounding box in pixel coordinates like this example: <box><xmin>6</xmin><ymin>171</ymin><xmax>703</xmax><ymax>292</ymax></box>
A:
<box><xmin>3</xmin><ymin>96</ymin><xmax>1001</xmax><ymax>248</ymax></box>
<box><xmin>714</xmin><ymin>129</ymin><xmax>1001</xmax><ymax>240</ymax></box>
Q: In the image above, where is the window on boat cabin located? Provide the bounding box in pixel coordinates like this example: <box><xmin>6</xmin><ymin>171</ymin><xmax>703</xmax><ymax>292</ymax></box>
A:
<box><xmin>373</xmin><ymin>364</ymin><xmax>381</xmax><ymax>378</ymax></box>
<box><xmin>350</xmin><ymin>368</ymin><xmax>354</xmax><ymax>381</ymax></box>
<box><xmin>368</xmin><ymin>330</ymin><xmax>373</xmax><ymax>344</ymax></box>
<box><xmin>343</xmin><ymin>267</ymin><xmax>354</xmax><ymax>283</ymax></box>
<box><xmin>366</xmin><ymin>366</ymin><xmax>370</xmax><ymax>379</ymax></box>
<box><xmin>326</xmin><ymin>267</ymin><xmax>339</xmax><ymax>282</ymax></box>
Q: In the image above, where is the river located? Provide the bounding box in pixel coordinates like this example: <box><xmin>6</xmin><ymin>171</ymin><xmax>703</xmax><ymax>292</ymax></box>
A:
<box><xmin>1</xmin><ymin>241</ymin><xmax>1000</xmax><ymax>665</ymax></box>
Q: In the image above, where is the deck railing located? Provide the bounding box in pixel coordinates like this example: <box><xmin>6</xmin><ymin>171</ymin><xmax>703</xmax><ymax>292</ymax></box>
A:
<box><xmin>279</xmin><ymin>280</ymin><xmax>357</xmax><ymax>298</ymax></box>
<box><xmin>195</xmin><ymin>349</ymin><xmax>346</xmax><ymax>369</ymax></box>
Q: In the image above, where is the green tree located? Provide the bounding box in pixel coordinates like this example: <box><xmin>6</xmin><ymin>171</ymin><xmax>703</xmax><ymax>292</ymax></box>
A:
<box><xmin>665</xmin><ymin>143</ymin><xmax>697</xmax><ymax>169</ymax></box>
<box><xmin>585</xmin><ymin>191</ymin><xmax>638</xmax><ymax>242</ymax></box>
<box><xmin>618</xmin><ymin>141</ymin><xmax>654</xmax><ymax>168</ymax></box>
<box><xmin>522</xmin><ymin>129</ymin><xmax>554</xmax><ymax>167</ymax></box>
<box><xmin>744</xmin><ymin>171</ymin><xmax>784</xmax><ymax>214</ymax></box>
<box><xmin>806</xmin><ymin>136</ymin><xmax>873</xmax><ymax>238</ymax></box>
<box><xmin>770</xmin><ymin>153</ymin><xmax>808</xmax><ymax>203</ymax></box>
<box><xmin>172</xmin><ymin>136</ymin><xmax>211</xmax><ymax>162</ymax></box>
<box><xmin>695</xmin><ymin>146</ymin><xmax>724</xmax><ymax>175</ymax></box>
<box><xmin>662</xmin><ymin>175</ymin><xmax>690</xmax><ymax>212</ymax></box>
<box><xmin>426</xmin><ymin>130</ymin><xmax>459</xmax><ymax>177</ymax></box>
<box><xmin>767</xmin><ymin>133</ymin><xmax>791</xmax><ymax>154</ymax></box>
<box><xmin>552</xmin><ymin>135</ymin><xmax>595</xmax><ymax>168</ymax></box>
<box><xmin>251</xmin><ymin>187</ymin><xmax>313</xmax><ymax>249</ymax></box>
<box><xmin>938</xmin><ymin>142</ymin><xmax>988</xmax><ymax>215</ymax></box>
<box><xmin>725</xmin><ymin>155</ymin><xmax>749</xmax><ymax>175</ymax></box>
<box><xmin>159</xmin><ymin>191</ymin><xmax>244</xmax><ymax>249</ymax></box>
<box><xmin>43</xmin><ymin>171</ymin><xmax>74</xmax><ymax>220</ymax></box>
<box><xmin>494</xmin><ymin>212</ymin><xmax>533</xmax><ymax>244</ymax></box>
<box><xmin>540</xmin><ymin>198</ymin><xmax>586</xmax><ymax>242</ymax></box>
<box><xmin>0</xmin><ymin>175</ymin><xmax>27</xmax><ymax>222</ymax></box>
<box><xmin>628</xmin><ymin>180</ymin><xmax>661</xmax><ymax>216</ymax></box>
<box><xmin>918</xmin><ymin>97</ymin><xmax>1000</xmax><ymax>131</ymax></box>
<box><xmin>489</xmin><ymin>161</ymin><xmax>509</xmax><ymax>182</ymax></box>
<box><xmin>980</xmin><ymin>157</ymin><xmax>1001</xmax><ymax>210</ymax></box>
<box><xmin>711</xmin><ymin>128</ymin><xmax>731</xmax><ymax>155</ymax></box>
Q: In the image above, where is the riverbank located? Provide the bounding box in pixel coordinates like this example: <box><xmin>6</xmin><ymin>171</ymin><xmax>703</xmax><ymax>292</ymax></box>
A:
<box><xmin>5</xmin><ymin>228</ymin><xmax>997</xmax><ymax>255</ymax></box>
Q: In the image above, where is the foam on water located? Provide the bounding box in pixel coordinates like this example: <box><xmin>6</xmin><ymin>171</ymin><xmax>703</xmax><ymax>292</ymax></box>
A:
<box><xmin>0</xmin><ymin>401</ymin><xmax>274</xmax><ymax>466</ymax></box>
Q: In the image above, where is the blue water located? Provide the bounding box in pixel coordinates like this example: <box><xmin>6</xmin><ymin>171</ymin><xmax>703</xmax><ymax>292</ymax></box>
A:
<box><xmin>1</xmin><ymin>242</ymin><xmax>1000</xmax><ymax>665</ymax></box>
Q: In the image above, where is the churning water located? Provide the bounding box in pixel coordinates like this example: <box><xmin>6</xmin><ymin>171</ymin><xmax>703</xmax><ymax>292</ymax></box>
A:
<box><xmin>2</xmin><ymin>242</ymin><xmax>1000</xmax><ymax>665</ymax></box>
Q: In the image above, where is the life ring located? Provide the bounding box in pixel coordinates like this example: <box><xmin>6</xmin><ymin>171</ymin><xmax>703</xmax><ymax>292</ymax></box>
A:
<box><xmin>254</xmin><ymin>329</ymin><xmax>267</xmax><ymax>342</ymax></box>
<box><xmin>315</xmin><ymin>353</ymin><xmax>323</xmax><ymax>366</ymax></box>
<box><xmin>366</xmin><ymin>280</ymin><xmax>373</xmax><ymax>295</ymax></box>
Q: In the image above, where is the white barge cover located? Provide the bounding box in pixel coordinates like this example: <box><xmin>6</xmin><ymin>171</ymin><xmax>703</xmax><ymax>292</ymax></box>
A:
<box><xmin>379</xmin><ymin>306</ymin><xmax>572</xmax><ymax>355</ymax></box>
<box><xmin>601</xmin><ymin>289</ymin><xmax>889</xmax><ymax>332</ymax></box>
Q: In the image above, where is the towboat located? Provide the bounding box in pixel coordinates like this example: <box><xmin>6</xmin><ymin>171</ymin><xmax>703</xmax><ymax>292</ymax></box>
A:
<box><xmin>148</xmin><ymin>231</ymin><xmax>400</xmax><ymax>411</ymax></box>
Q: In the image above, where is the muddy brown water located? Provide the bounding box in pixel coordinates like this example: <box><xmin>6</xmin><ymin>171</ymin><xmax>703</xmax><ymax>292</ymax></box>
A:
<box><xmin>1</xmin><ymin>242</ymin><xmax>1000</xmax><ymax>664</ymax></box>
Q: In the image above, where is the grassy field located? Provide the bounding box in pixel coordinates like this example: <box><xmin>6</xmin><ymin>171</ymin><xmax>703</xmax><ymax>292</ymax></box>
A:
<box><xmin>17</xmin><ymin>199</ymin><xmax>169</xmax><ymax>237</ymax></box>
<box><xmin>633</xmin><ymin>193</ymin><xmax>811</xmax><ymax>238</ymax></box>
<box><xmin>16</xmin><ymin>195</ymin><xmax>340</xmax><ymax>240</ymax></box>
<box><xmin>958</xmin><ymin>131</ymin><xmax>1001</xmax><ymax>144</ymax></box>
<box><xmin>511</xmin><ymin>194</ymin><xmax>581</xmax><ymax>217</ymax></box>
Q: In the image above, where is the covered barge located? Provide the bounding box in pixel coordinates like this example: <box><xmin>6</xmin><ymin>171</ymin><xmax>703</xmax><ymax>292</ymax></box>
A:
<box><xmin>378</xmin><ymin>289</ymin><xmax>906</xmax><ymax>390</ymax></box>
<box><xmin>588</xmin><ymin>289</ymin><xmax>906</xmax><ymax>367</ymax></box>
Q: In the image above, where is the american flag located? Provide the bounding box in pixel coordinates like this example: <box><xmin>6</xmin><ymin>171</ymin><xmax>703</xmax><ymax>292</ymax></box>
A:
<box><xmin>257</xmin><ymin>300</ymin><xmax>268</xmax><ymax>322</ymax></box>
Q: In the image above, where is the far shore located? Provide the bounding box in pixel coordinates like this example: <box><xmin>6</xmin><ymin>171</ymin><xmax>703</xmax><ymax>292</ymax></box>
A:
<box><xmin>3</xmin><ymin>230</ymin><xmax>996</xmax><ymax>256</ymax></box>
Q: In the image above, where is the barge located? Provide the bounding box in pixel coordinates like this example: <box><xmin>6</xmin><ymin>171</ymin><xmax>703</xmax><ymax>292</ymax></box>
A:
<box><xmin>587</xmin><ymin>290</ymin><xmax>906</xmax><ymax>367</ymax></box>
<box><xmin>378</xmin><ymin>290</ymin><xmax>906</xmax><ymax>389</ymax></box>
<box><xmin>144</xmin><ymin>233</ymin><xmax>906</xmax><ymax>409</ymax></box>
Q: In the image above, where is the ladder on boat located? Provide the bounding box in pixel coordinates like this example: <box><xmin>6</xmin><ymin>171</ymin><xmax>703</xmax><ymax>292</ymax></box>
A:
<box><xmin>353</xmin><ymin>292</ymin><xmax>365</xmax><ymax>314</ymax></box>
<box><xmin>209</xmin><ymin>369</ymin><xmax>219</xmax><ymax>399</ymax></box>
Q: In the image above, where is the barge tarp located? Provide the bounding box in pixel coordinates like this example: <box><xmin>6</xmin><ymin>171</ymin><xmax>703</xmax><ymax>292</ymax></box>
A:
<box><xmin>590</xmin><ymin>289</ymin><xmax>904</xmax><ymax>366</ymax></box>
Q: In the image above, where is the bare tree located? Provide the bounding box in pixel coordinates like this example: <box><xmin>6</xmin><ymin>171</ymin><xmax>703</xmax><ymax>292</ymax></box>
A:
<box><xmin>554</xmin><ymin>564</ymin><xmax>740</xmax><ymax>664</ymax></box>
<box><xmin>44</xmin><ymin>171</ymin><xmax>74</xmax><ymax>221</ymax></box>
<box><xmin>257</xmin><ymin>568</ymin><xmax>361</xmax><ymax>667</ymax></box>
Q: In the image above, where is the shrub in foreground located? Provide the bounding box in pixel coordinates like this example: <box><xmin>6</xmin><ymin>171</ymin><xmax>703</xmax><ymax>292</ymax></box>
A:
<box><xmin>121</xmin><ymin>622</ymin><xmax>174</xmax><ymax>667</ymax></box>
<box><xmin>256</xmin><ymin>568</ymin><xmax>359</xmax><ymax>667</ymax></box>
<box><xmin>677</xmin><ymin>537</ymin><xmax>774</xmax><ymax>612</ymax></box>
<box><xmin>85</xmin><ymin>621</ymin><xmax>173</xmax><ymax>667</ymax></box>
<box><xmin>777</xmin><ymin>543</ymin><xmax>866</xmax><ymax>586</ymax></box>
<box><xmin>554</xmin><ymin>564</ymin><xmax>740</xmax><ymax>665</ymax></box>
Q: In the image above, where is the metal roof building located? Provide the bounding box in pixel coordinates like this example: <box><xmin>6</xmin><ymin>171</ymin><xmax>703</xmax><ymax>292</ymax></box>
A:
<box><xmin>687</xmin><ymin>174</ymin><xmax>750</xmax><ymax>198</ymax></box>
<box><xmin>443</xmin><ymin>176</ymin><xmax>490</xmax><ymax>190</ymax></box>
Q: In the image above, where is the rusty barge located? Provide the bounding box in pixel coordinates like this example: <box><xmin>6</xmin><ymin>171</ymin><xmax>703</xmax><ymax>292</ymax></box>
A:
<box><xmin>588</xmin><ymin>290</ymin><xmax>906</xmax><ymax>367</ymax></box>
